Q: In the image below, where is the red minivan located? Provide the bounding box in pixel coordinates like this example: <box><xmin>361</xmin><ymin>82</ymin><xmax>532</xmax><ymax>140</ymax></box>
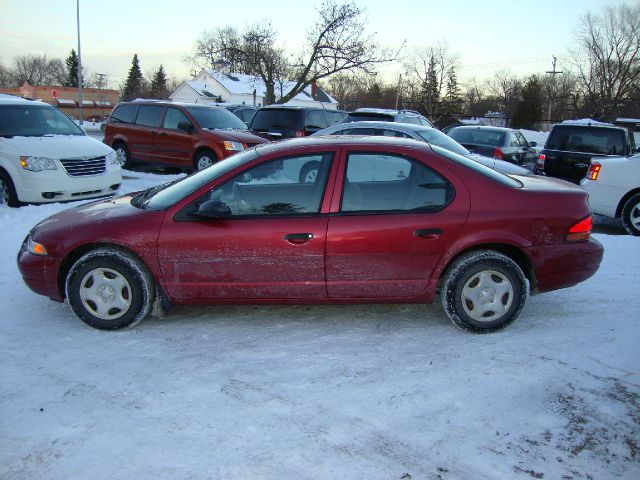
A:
<box><xmin>103</xmin><ymin>100</ymin><xmax>268</xmax><ymax>171</ymax></box>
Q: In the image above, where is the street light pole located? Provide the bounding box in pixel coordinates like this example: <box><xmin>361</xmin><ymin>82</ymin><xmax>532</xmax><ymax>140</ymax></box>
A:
<box><xmin>76</xmin><ymin>0</ymin><xmax>83</xmax><ymax>125</ymax></box>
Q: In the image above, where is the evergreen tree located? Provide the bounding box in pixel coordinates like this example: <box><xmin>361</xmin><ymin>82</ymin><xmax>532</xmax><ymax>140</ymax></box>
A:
<box><xmin>122</xmin><ymin>54</ymin><xmax>145</xmax><ymax>101</ymax></box>
<box><xmin>421</xmin><ymin>57</ymin><xmax>440</xmax><ymax>118</ymax></box>
<box><xmin>444</xmin><ymin>67</ymin><xmax>463</xmax><ymax>117</ymax></box>
<box><xmin>63</xmin><ymin>49</ymin><xmax>80</xmax><ymax>87</ymax></box>
<box><xmin>511</xmin><ymin>75</ymin><xmax>544</xmax><ymax>130</ymax></box>
<box><xmin>149</xmin><ymin>65</ymin><xmax>168</xmax><ymax>99</ymax></box>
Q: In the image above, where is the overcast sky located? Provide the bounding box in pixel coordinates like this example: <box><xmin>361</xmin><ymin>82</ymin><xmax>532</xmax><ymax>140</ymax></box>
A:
<box><xmin>0</xmin><ymin>0</ymin><xmax>632</xmax><ymax>89</ymax></box>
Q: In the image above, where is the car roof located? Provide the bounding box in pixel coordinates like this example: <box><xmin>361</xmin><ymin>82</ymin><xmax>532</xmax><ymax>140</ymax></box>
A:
<box><xmin>0</xmin><ymin>95</ymin><xmax>42</xmax><ymax>105</ymax></box>
<box><xmin>120</xmin><ymin>100</ymin><xmax>226</xmax><ymax>110</ymax></box>
<box><xmin>450</xmin><ymin>125</ymin><xmax>514</xmax><ymax>133</ymax></box>
<box><xmin>320</xmin><ymin>121</ymin><xmax>435</xmax><ymax>132</ymax></box>
<box><xmin>257</xmin><ymin>105</ymin><xmax>330</xmax><ymax>111</ymax></box>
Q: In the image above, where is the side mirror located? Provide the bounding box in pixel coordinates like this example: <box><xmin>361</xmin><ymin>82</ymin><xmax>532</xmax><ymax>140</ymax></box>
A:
<box><xmin>529</xmin><ymin>141</ymin><xmax>537</xmax><ymax>148</ymax></box>
<box><xmin>195</xmin><ymin>199</ymin><xmax>231</xmax><ymax>219</ymax></box>
<box><xmin>178</xmin><ymin>121</ymin><xmax>194</xmax><ymax>133</ymax></box>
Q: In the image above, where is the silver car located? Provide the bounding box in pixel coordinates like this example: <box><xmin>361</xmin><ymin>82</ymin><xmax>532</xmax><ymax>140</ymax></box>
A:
<box><xmin>312</xmin><ymin>121</ymin><xmax>531</xmax><ymax>176</ymax></box>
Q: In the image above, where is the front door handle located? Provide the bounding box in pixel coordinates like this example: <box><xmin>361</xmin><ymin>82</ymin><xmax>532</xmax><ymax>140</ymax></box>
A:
<box><xmin>414</xmin><ymin>228</ymin><xmax>442</xmax><ymax>239</ymax></box>
<box><xmin>284</xmin><ymin>233</ymin><xmax>313</xmax><ymax>244</ymax></box>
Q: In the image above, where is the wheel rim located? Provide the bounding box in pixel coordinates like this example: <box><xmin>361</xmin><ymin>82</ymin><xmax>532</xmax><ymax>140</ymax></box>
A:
<box><xmin>630</xmin><ymin>201</ymin><xmax>640</xmax><ymax>230</ymax></box>
<box><xmin>197</xmin><ymin>155</ymin><xmax>214</xmax><ymax>170</ymax></box>
<box><xmin>461</xmin><ymin>269</ymin><xmax>514</xmax><ymax>322</ymax></box>
<box><xmin>303</xmin><ymin>169</ymin><xmax>318</xmax><ymax>183</ymax></box>
<box><xmin>115</xmin><ymin>147</ymin><xmax>128</xmax><ymax>166</ymax></box>
<box><xmin>0</xmin><ymin>178</ymin><xmax>9</xmax><ymax>205</ymax></box>
<box><xmin>79</xmin><ymin>267</ymin><xmax>132</xmax><ymax>320</ymax></box>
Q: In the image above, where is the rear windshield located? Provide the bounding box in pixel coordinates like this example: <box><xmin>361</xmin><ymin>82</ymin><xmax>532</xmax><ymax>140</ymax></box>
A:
<box><xmin>448</xmin><ymin>128</ymin><xmax>506</xmax><ymax>147</ymax></box>
<box><xmin>250</xmin><ymin>109</ymin><xmax>302</xmax><ymax>130</ymax></box>
<box><xmin>546</xmin><ymin>125</ymin><xmax>625</xmax><ymax>155</ymax></box>
<box><xmin>0</xmin><ymin>104</ymin><xmax>84</xmax><ymax>137</ymax></box>
<box><xmin>344</xmin><ymin>112</ymin><xmax>393</xmax><ymax>122</ymax></box>
<box><xmin>185</xmin><ymin>106</ymin><xmax>247</xmax><ymax>130</ymax></box>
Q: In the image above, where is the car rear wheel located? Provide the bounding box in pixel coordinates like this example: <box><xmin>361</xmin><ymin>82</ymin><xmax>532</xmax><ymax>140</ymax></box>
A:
<box><xmin>621</xmin><ymin>193</ymin><xmax>640</xmax><ymax>236</ymax></box>
<box><xmin>113</xmin><ymin>142</ymin><xmax>132</xmax><ymax>169</ymax></box>
<box><xmin>194</xmin><ymin>149</ymin><xmax>217</xmax><ymax>171</ymax></box>
<box><xmin>0</xmin><ymin>171</ymin><xmax>19</xmax><ymax>207</ymax></box>
<box><xmin>66</xmin><ymin>248</ymin><xmax>155</xmax><ymax>330</ymax></box>
<box><xmin>440</xmin><ymin>250</ymin><xmax>527</xmax><ymax>333</ymax></box>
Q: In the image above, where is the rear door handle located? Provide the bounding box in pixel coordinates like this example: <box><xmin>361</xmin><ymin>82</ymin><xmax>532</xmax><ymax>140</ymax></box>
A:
<box><xmin>284</xmin><ymin>233</ymin><xmax>313</xmax><ymax>244</ymax></box>
<box><xmin>414</xmin><ymin>228</ymin><xmax>442</xmax><ymax>239</ymax></box>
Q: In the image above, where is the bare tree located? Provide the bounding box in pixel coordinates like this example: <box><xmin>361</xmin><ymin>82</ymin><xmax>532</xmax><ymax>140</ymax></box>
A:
<box><xmin>571</xmin><ymin>3</ymin><xmax>640</xmax><ymax>120</ymax></box>
<box><xmin>187</xmin><ymin>1</ymin><xmax>391</xmax><ymax>105</ymax></box>
<box><xmin>485</xmin><ymin>70</ymin><xmax>522</xmax><ymax>123</ymax></box>
<box><xmin>11</xmin><ymin>54</ymin><xmax>66</xmax><ymax>86</ymax></box>
<box><xmin>0</xmin><ymin>60</ymin><xmax>12</xmax><ymax>87</ymax></box>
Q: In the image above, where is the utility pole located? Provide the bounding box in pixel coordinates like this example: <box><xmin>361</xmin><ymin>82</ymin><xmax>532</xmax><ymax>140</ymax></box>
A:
<box><xmin>545</xmin><ymin>56</ymin><xmax>562</xmax><ymax>129</ymax></box>
<box><xmin>76</xmin><ymin>0</ymin><xmax>83</xmax><ymax>125</ymax></box>
<box><xmin>395</xmin><ymin>74</ymin><xmax>402</xmax><ymax>110</ymax></box>
<box><xmin>96</xmin><ymin>73</ymin><xmax>107</xmax><ymax>118</ymax></box>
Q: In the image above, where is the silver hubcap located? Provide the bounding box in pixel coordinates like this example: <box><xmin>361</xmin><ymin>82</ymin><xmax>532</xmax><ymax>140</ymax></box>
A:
<box><xmin>630</xmin><ymin>201</ymin><xmax>640</xmax><ymax>230</ymax></box>
<box><xmin>197</xmin><ymin>155</ymin><xmax>214</xmax><ymax>170</ymax></box>
<box><xmin>116</xmin><ymin>147</ymin><xmax>127</xmax><ymax>166</ymax></box>
<box><xmin>461</xmin><ymin>270</ymin><xmax>514</xmax><ymax>322</ymax></box>
<box><xmin>303</xmin><ymin>169</ymin><xmax>318</xmax><ymax>183</ymax></box>
<box><xmin>79</xmin><ymin>267</ymin><xmax>132</xmax><ymax>320</ymax></box>
<box><xmin>0</xmin><ymin>179</ymin><xmax>9</xmax><ymax>205</ymax></box>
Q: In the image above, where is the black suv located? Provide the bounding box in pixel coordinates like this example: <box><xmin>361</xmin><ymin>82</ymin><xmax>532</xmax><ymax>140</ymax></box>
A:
<box><xmin>537</xmin><ymin>122</ymin><xmax>637</xmax><ymax>183</ymax></box>
<box><xmin>249</xmin><ymin>106</ymin><xmax>346</xmax><ymax>139</ymax></box>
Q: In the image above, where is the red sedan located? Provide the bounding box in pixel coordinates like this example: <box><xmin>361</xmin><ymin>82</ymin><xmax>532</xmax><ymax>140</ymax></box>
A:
<box><xmin>18</xmin><ymin>137</ymin><xmax>603</xmax><ymax>333</ymax></box>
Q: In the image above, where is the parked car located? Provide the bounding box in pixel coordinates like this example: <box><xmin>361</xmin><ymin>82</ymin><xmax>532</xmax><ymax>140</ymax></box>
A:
<box><xmin>446</xmin><ymin>126</ymin><xmax>538</xmax><ymax>168</ymax></box>
<box><xmin>537</xmin><ymin>121</ymin><xmax>637</xmax><ymax>183</ymax></box>
<box><xmin>222</xmin><ymin>104</ymin><xmax>258</xmax><ymax>126</ymax></box>
<box><xmin>18</xmin><ymin>136</ymin><xmax>602</xmax><ymax>333</ymax></box>
<box><xmin>343</xmin><ymin>108</ymin><xmax>434</xmax><ymax>127</ymax></box>
<box><xmin>580</xmin><ymin>154</ymin><xmax>640</xmax><ymax>235</ymax></box>
<box><xmin>249</xmin><ymin>105</ymin><xmax>346</xmax><ymax>139</ymax></box>
<box><xmin>0</xmin><ymin>96</ymin><xmax>121</xmax><ymax>208</ymax></box>
<box><xmin>311</xmin><ymin>121</ymin><xmax>530</xmax><ymax>179</ymax></box>
<box><xmin>103</xmin><ymin>100</ymin><xmax>268</xmax><ymax>171</ymax></box>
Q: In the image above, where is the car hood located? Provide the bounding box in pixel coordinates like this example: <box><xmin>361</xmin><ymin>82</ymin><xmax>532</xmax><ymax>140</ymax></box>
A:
<box><xmin>202</xmin><ymin>128</ymin><xmax>267</xmax><ymax>144</ymax></box>
<box><xmin>1</xmin><ymin>134</ymin><xmax>113</xmax><ymax>158</ymax></box>
<box><xmin>30</xmin><ymin>193</ymin><xmax>165</xmax><ymax>256</ymax></box>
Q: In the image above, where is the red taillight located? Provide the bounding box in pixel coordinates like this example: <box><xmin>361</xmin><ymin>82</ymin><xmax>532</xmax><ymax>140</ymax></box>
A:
<box><xmin>295</xmin><ymin>130</ymin><xmax>305</xmax><ymax>137</ymax></box>
<box><xmin>566</xmin><ymin>215</ymin><xmax>592</xmax><ymax>242</ymax></box>
<box><xmin>493</xmin><ymin>148</ymin><xmax>504</xmax><ymax>159</ymax></box>
<box><xmin>537</xmin><ymin>153</ymin><xmax>545</xmax><ymax>169</ymax></box>
<box><xmin>587</xmin><ymin>162</ymin><xmax>601</xmax><ymax>181</ymax></box>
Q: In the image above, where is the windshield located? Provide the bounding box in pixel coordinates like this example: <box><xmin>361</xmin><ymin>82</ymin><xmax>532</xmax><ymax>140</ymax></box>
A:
<box><xmin>416</xmin><ymin>129</ymin><xmax>470</xmax><ymax>155</ymax></box>
<box><xmin>185</xmin><ymin>106</ymin><xmax>247</xmax><ymax>130</ymax></box>
<box><xmin>0</xmin><ymin>104</ymin><xmax>84</xmax><ymax>137</ymax></box>
<box><xmin>142</xmin><ymin>149</ymin><xmax>261</xmax><ymax>210</ymax></box>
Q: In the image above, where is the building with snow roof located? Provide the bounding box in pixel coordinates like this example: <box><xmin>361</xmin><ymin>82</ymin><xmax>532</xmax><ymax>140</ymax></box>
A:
<box><xmin>169</xmin><ymin>69</ymin><xmax>338</xmax><ymax>110</ymax></box>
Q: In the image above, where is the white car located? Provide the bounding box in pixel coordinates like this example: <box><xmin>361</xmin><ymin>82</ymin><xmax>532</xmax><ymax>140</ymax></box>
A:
<box><xmin>580</xmin><ymin>154</ymin><xmax>640</xmax><ymax>235</ymax></box>
<box><xmin>0</xmin><ymin>96</ymin><xmax>122</xmax><ymax>207</ymax></box>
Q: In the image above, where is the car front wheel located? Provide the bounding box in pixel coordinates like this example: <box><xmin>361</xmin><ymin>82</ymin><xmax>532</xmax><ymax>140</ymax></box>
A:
<box><xmin>440</xmin><ymin>250</ymin><xmax>528</xmax><ymax>333</ymax></box>
<box><xmin>66</xmin><ymin>248</ymin><xmax>155</xmax><ymax>330</ymax></box>
<box><xmin>0</xmin><ymin>171</ymin><xmax>19</xmax><ymax>207</ymax></box>
<box><xmin>621</xmin><ymin>193</ymin><xmax>640</xmax><ymax>236</ymax></box>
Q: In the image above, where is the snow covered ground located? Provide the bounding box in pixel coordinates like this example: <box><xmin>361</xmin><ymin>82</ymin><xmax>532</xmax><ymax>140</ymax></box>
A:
<box><xmin>1</xmin><ymin>169</ymin><xmax>639</xmax><ymax>480</ymax></box>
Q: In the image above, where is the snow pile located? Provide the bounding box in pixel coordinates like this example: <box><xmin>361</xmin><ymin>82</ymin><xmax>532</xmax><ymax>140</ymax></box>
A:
<box><xmin>0</xmin><ymin>169</ymin><xmax>638</xmax><ymax>479</ymax></box>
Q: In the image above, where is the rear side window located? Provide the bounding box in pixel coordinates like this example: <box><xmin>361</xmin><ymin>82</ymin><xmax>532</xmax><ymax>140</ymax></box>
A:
<box><xmin>110</xmin><ymin>104</ymin><xmax>138</xmax><ymax>124</ymax></box>
<box><xmin>250</xmin><ymin>109</ymin><xmax>302</xmax><ymax>130</ymax></box>
<box><xmin>546</xmin><ymin>126</ymin><xmax>625</xmax><ymax>155</ymax></box>
<box><xmin>136</xmin><ymin>105</ymin><xmax>163</xmax><ymax>127</ymax></box>
<box><xmin>325</xmin><ymin>111</ymin><xmax>346</xmax><ymax>126</ymax></box>
<box><xmin>305</xmin><ymin>110</ymin><xmax>326</xmax><ymax>128</ymax></box>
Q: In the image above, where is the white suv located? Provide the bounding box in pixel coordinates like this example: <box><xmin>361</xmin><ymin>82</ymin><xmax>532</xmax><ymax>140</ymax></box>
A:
<box><xmin>581</xmin><ymin>154</ymin><xmax>640</xmax><ymax>235</ymax></box>
<box><xmin>0</xmin><ymin>96</ymin><xmax>122</xmax><ymax>207</ymax></box>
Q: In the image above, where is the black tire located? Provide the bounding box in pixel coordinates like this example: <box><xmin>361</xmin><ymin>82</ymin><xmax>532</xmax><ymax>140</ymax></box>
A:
<box><xmin>621</xmin><ymin>193</ymin><xmax>640</xmax><ymax>236</ymax></box>
<box><xmin>0</xmin><ymin>170</ymin><xmax>19</xmax><ymax>207</ymax></box>
<box><xmin>113</xmin><ymin>142</ymin><xmax>132</xmax><ymax>169</ymax></box>
<box><xmin>193</xmin><ymin>149</ymin><xmax>217</xmax><ymax>171</ymax></box>
<box><xmin>299</xmin><ymin>160</ymin><xmax>320</xmax><ymax>183</ymax></box>
<box><xmin>65</xmin><ymin>248</ymin><xmax>155</xmax><ymax>330</ymax></box>
<box><xmin>440</xmin><ymin>250</ymin><xmax>528</xmax><ymax>333</ymax></box>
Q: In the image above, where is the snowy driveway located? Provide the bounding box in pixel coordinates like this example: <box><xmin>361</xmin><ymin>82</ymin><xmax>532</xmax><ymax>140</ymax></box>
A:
<box><xmin>1</xmin><ymin>171</ymin><xmax>638</xmax><ymax>479</ymax></box>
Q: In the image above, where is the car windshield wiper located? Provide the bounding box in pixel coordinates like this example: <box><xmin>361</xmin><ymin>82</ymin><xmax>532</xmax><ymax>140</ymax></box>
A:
<box><xmin>131</xmin><ymin>181</ymin><xmax>174</xmax><ymax>208</ymax></box>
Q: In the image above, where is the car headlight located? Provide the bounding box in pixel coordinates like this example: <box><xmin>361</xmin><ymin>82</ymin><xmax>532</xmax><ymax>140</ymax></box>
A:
<box><xmin>27</xmin><ymin>237</ymin><xmax>48</xmax><ymax>256</ymax></box>
<box><xmin>223</xmin><ymin>141</ymin><xmax>244</xmax><ymax>152</ymax></box>
<box><xmin>106</xmin><ymin>150</ymin><xmax>119</xmax><ymax>165</ymax></box>
<box><xmin>20</xmin><ymin>156</ymin><xmax>57</xmax><ymax>171</ymax></box>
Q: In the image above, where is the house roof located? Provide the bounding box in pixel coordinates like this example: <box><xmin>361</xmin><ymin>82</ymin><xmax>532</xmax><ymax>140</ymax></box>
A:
<box><xmin>202</xmin><ymin>69</ymin><xmax>337</xmax><ymax>105</ymax></box>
